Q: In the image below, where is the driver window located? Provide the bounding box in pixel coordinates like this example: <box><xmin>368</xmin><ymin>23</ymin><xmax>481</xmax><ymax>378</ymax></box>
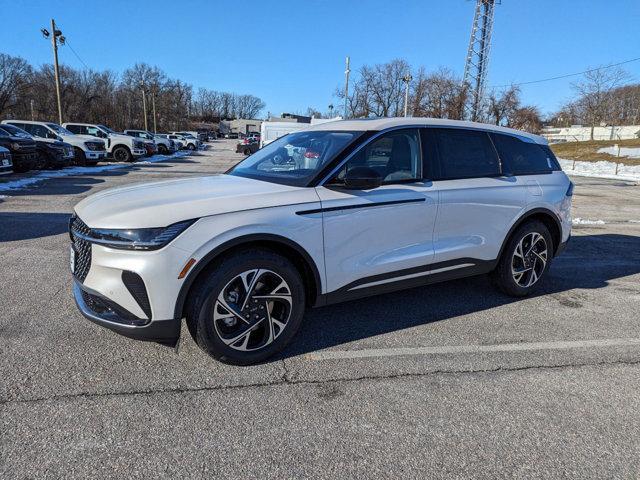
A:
<box><xmin>337</xmin><ymin>129</ymin><xmax>422</xmax><ymax>184</ymax></box>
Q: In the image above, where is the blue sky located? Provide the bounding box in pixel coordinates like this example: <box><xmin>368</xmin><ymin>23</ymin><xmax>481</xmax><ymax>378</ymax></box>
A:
<box><xmin>3</xmin><ymin>0</ymin><xmax>639</xmax><ymax>117</ymax></box>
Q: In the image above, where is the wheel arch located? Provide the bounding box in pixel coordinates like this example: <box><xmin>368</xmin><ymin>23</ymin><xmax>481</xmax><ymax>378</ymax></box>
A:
<box><xmin>173</xmin><ymin>234</ymin><xmax>323</xmax><ymax>320</ymax></box>
<box><xmin>498</xmin><ymin>207</ymin><xmax>563</xmax><ymax>260</ymax></box>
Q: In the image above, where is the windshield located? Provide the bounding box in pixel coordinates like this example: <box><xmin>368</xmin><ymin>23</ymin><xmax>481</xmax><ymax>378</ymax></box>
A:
<box><xmin>0</xmin><ymin>125</ymin><xmax>31</xmax><ymax>138</ymax></box>
<box><xmin>98</xmin><ymin>124</ymin><xmax>115</xmax><ymax>134</ymax></box>
<box><xmin>229</xmin><ymin>130</ymin><xmax>362</xmax><ymax>186</ymax></box>
<box><xmin>47</xmin><ymin>123</ymin><xmax>74</xmax><ymax>136</ymax></box>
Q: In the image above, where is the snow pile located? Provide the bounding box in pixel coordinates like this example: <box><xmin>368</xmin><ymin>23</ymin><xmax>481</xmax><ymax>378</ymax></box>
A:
<box><xmin>572</xmin><ymin>218</ymin><xmax>605</xmax><ymax>225</ymax></box>
<box><xmin>558</xmin><ymin>158</ymin><xmax>640</xmax><ymax>182</ymax></box>
<box><xmin>597</xmin><ymin>146</ymin><xmax>640</xmax><ymax>158</ymax></box>
<box><xmin>0</xmin><ymin>151</ymin><xmax>189</xmax><ymax>193</ymax></box>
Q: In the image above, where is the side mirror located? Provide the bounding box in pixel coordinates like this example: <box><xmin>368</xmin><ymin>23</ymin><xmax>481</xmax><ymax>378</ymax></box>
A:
<box><xmin>343</xmin><ymin>166</ymin><xmax>382</xmax><ymax>190</ymax></box>
<box><xmin>46</xmin><ymin>131</ymin><xmax>57</xmax><ymax>139</ymax></box>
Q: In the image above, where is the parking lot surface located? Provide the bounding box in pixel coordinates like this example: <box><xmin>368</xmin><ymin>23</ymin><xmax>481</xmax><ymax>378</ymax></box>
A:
<box><xmin>1</xmin><ymin>140</ymin><xmax>640</xmax><ymax>478</ymax></box>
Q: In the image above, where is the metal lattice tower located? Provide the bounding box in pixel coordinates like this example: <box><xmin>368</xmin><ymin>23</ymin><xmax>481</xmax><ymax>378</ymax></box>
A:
<box><xmin>463</xmin><ymin>0</ymin><xmax>498</xmax><ymax>121</ymax></box>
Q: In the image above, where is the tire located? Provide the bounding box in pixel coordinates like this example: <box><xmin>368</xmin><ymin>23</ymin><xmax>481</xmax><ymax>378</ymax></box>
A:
<box><xmin>243</xmin><ymin>148</ymin><xmax>251</xmax><ymax>155</ymax></box>
<box><xmin>186</xmin><ymin>249</ymin><xmax>306</xmax><ymax>365</ymax></box>
<box><xmin>158</xmin><ymin>144</ymin><xmax>167</xmax><ymax>154</ymax></box>
<box><xmin>113</xmin><ymin>145</ymin><xmax>133</xmax><ymax>162</ymax></box>
<box><xmin>491</xmin><ymin>220</ymin><xmax>554</xmax><ymax>297</ymax></box>
<box><xmin>187</xmin><ymin>143</ymin><xmax>196</xmax><ymax>151</ymax></box>
<box><xmin>73</xmin><ymin>147</ymin><xmax>88</xmax><ymax>166</ymax></box>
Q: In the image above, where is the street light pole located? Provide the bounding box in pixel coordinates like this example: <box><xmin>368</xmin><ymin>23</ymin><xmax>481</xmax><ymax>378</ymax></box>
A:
<box><xmin>402</xmin><ymin>74</ymin><xmax>412</xmax><ymax>117</ymax></box>
<box><xmin>344</xmin><ymin>56</ymin><xmax>350</xmax><ymax>119</ymax></box>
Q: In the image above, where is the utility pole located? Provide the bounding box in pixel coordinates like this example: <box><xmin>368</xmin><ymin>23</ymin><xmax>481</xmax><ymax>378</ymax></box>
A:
<box><xmin>140</xmin><ymin>82</ymin><xmax>148</xmax><ymax>131</ymax></box>
<box><xmin>402</xmin><ymin>74</ymin><xmax>412</xmax><ymax>117</ymax></box>
<box><xmin>344</xmin><ymin>56</ymin><xmax>351</xmax><ymax>119</ymax></box>
<box><xmin>41</xmin><ymin>19</ymin><xmax>64</xmax><ymax>124</ymax></box>
<box><xmin>151</xmin><ymin>88</ymin><xmax>157</xmax><ymax>133</ymax></box>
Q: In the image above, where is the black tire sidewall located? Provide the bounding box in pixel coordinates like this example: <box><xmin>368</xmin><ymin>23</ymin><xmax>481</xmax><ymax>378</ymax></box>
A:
<box><xmin>191</xmin><ymin>250</ymin><xmax>306</xmax><ymax>365</ymax></box>
<box><xmin>494</xmin><ymin>220</ymin><xmax>553</xmax><ymax>297</ymax></box>
<box><xmin>113</xmin><ymin>146</ymin><xmax>131</xmax><ymax>162</ymax></box>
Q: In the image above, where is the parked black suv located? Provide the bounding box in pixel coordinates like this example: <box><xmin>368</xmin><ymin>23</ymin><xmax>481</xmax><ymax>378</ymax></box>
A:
<box><xmin>0</xmin><ymin>124</ymin><xmax>72</xmax><ymax>169</ymax></box>
<box><xmin>0</xmin><ymin>128</ymin><xmax>37</xmax><ymax>172</ymax></box>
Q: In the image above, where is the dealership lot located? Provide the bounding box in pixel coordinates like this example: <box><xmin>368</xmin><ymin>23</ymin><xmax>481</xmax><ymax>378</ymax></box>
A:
<box><xmin>1</xmin><ymin>140</ymin><xmax>640</xmax><ymax>478</ymax></box>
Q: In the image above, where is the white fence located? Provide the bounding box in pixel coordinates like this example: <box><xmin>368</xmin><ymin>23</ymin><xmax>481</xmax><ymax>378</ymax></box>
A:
<box><xmin>543</xmin><ymin>125</ymin><xmax>640</xmax><ymax>143</ymax></box>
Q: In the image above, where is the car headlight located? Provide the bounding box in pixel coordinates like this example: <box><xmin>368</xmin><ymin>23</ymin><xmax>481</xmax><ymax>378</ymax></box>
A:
<box><xmin>11</xmin><ymin>142</ymin><xmax>22</xmax><ymax>150</ymax></box>
<box><xmin>80</xmin><ymin>219</ymin><xmax>197</xmax><ymax>250</ymax></box>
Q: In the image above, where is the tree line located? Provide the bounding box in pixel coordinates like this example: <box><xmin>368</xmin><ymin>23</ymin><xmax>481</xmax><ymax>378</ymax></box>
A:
<box><xmin>0</xmin><ymin>53</ymin><xmax>266</xmax><ymax>132</ymax></box>
<box><xmin>328</xmin><ymin>59</ymin><xmax>544</xmax><ymax>132</ymax></box>
<box><xmin>550</xmin><ymin>67</ymin><xmax>639</xmax><ymax>137</ymax></box>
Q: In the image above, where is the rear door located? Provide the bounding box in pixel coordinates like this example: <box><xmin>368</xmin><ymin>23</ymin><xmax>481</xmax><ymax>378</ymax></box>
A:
<box><xmin>315</xmin><ymin>128</ymin><xmax>439</xmax><ymax>296</ymax></box>
<box><xmin>429</xmin><ymin>127</ymin><xmax>527</xmax><ymax>266</ymax></box>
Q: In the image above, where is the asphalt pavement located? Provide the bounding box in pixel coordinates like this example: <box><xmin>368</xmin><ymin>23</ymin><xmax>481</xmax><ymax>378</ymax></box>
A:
<box><xmin>1</xmin><ymin>141</ymin><xmax>639</xmax><ymax>479</ymax></box>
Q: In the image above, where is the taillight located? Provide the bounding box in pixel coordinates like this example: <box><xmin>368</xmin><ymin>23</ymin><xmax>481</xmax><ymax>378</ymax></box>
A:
<box><xmin>566</xmin><ymin>181</ymin><xmax>574</xmax><ymax>197</ymax></box>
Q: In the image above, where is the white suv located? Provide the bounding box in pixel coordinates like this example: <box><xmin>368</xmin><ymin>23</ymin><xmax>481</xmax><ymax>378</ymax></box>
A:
<box><xmin>70</xmin><ymin>118</ymin><xmax>572</xmax><ymax>365</ymax></box>
<box><xmin>63</xmin><ymin>123</ymin><xmax>146</xmax><ymax>162</ymax></box>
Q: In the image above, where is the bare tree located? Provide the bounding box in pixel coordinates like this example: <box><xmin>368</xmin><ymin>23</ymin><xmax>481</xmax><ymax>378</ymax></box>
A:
<box><xmin>487</xmin><ymin>86</ymin><xmax>520</xmax><ymax>126</ymax></box>
<box><xmin>508</xmin><ymin>106</ymin><xmax>542</xmax><ymax>133</ymax></box>
<box><xmin>571</xmin><ymin>67</ymin><xmax>629</xmax><ymax>139</ymax></box>
<box><xmin>0</xmin><ymin>53</ymin><xmax>32</xmax><ymax>115</ymax></box>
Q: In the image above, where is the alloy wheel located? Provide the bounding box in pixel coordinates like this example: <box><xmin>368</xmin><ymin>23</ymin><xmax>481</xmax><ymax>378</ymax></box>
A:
<box><xmin>213</xmin><ymin>269</ymin><xmax>292</xmax><ymax>351</ymax></box>
<box><xmin>511</xmin><ymin>232</ymin><xmax>548</xmax><ymax>287</ymax></box>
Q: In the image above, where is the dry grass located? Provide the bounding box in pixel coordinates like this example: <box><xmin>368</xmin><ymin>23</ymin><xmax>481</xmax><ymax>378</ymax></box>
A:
<box><xmin>551</xmin><ymin>139</ymin><xmax>640</xmax><ymax>166</ymax></box>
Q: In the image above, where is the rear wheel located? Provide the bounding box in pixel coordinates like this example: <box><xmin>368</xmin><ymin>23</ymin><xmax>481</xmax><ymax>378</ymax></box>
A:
<box><xmin>113</xmin><ymin>146</ymin><xmax>133</xmax><ymax>162</ymax></box>
<box><xmin>492</xmin><ymin>220</ymin><xmax>553</xmax><ymax>297</ymax></box>
<box><xmin>186</xmin><ymin>249</ymin><xmax>306</xmax><ymax>365</ymax></box>
<box><xmin>158</xmin><ymin>144</ymin><xmax>167</xmax><ymax>154</ymax></box>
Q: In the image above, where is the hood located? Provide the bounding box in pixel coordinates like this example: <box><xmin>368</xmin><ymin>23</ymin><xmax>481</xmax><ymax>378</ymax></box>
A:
<box><xmin>109</xmin><ymin>132</ymin><xmax>134</xmax><ymax>142</ymax></box>
<box><xmin>74</xmin><ymin>174</ymin><xmax>319</xmax><ymax>229</ymax></box>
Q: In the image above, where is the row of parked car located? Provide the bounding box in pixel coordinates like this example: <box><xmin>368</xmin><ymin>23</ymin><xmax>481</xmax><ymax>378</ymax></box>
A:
<box><xmin>0</xmin><ymin>119</ymin><xmax>206</xmax><ymax>175</ymax></box>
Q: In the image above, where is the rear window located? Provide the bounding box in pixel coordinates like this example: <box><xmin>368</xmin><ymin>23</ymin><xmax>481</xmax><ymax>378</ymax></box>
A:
<box><xmin>433</xmin><ymin>128</ymin><xmax>500</xmax><ymax>179</ymax></box>
<box><xmin>492</xmin><ymin>134</ymin><xmax>559</xmax><ymax>175</ymax></box>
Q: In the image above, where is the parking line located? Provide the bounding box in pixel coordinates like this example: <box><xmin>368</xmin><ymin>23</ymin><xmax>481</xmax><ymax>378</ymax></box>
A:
<box><xmin>305</xmin><ymin>338</ymin><xmax>640</xmax><ymax>361</ymax></box>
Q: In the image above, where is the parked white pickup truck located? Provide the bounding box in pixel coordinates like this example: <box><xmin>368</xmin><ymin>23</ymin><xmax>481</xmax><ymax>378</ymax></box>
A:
<box><xmin>63</xmin><ymin>123</ymin><xmax>146</xmax><ymax>162</ymax></box>
<box><xmin>2</xmin><ymin>120</ymin><xmax>107</xmax><ymax>166</ymax></box>
<box><xmin>124</xmin><ymin>130</ymin><xmax>176</xmax><ymax>155</ymax></box>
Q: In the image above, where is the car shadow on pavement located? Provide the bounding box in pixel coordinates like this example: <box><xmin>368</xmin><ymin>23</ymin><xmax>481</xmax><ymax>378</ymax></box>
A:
<box><xmin>0</xmin><ymin>212</ymin><xmax>71</xmax><ymax>241</ymax></box>
<box><xmin>276</xmin><ymin>233</ymin><xmax>640</xmax><ymax>360</ymax></box>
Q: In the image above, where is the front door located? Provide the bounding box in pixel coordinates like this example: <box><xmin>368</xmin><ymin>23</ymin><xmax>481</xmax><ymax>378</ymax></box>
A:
<box><xmin>316</xmin><ymin>128</ymin><xmax>439</xmax><ymax>298</ymax></box>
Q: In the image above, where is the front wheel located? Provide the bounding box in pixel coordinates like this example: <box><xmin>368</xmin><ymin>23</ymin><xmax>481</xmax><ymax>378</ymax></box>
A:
<box><xmin>491</xmin><ymin>220</ymin><xmax>553</xmax><ymax>297</ymax></box>
<box><xmin>186</xmin><ymin>249</ymin><xmax>306</xmax><ymax>365</ymax></box>
<box><xmin>113</xmin><ymin>146</ymin><xmax>132</xmax><ymax>162</ymax></box>
<box><xmin>187</xmin><ymin>143</ymin><xmax>196</xmax><ymax>151</ymax></box>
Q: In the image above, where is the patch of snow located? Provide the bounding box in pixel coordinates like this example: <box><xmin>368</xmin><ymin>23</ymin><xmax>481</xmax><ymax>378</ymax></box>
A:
<box><xmin>572</xmin><ymin>218</ymin><xmax>605</xmax><ymax>225</ymax></box>
<box><xmin>629</xmin><ymin>220</ymin><xmax>640</xmax><ymax>224</ymax></box>
<box><xmin>0</xmin><ymin>151</ymin><xmax>190</xmax><ymax>193</ymax></box>
<box><xmin>597</xmin><ymin>146</ymin><xmax>640</xmax><ymax>158</ymax></box>
<box><xmin>558</xmin><ymin>158</ymin><xmax>640</xmax><ymax>182</ymax></box>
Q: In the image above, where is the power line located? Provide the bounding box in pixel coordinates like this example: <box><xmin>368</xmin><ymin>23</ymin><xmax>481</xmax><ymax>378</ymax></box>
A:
<box><xmin>63</xmin><ymin>38</ymin><xmax>90</xmax><ymax>70</ymax></box>
<box><xmin>491</xmin><ymin>56</ymin><xmax>640</xmax><ymax>89</ymax></box>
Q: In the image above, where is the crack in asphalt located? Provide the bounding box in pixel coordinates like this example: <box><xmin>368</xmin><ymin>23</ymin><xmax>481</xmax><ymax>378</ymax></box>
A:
<box><xmin>2</xmin><ymin>357</ymin><xmax>639</xmax><ymax>407</ymax></box>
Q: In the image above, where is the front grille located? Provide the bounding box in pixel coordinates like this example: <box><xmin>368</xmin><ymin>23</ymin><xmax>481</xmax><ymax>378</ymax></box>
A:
<box><xmin>70</xmin><ymin>215</ymin><xmax>92</xmax><ymax>282</ymax></box>
<box><xmin>86</xmin><ymin>142</ymin><xmax>105</xmax><ymax>151</ymax></box>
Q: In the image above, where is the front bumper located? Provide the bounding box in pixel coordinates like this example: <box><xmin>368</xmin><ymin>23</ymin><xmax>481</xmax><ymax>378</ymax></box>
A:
<box><xmin>86</xmin><ymin>151</ymin><xmax>107</xmax><ymax>160</ymax></box>
<box><xmin>132</xmin><ymin>149</ymin><xmax>147</xmax><ymax>157</ymax></box>
<box><xmin>73</xmin><ymin>280</ymin><xmax>180</xmax><ymax>346</ymax></box>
